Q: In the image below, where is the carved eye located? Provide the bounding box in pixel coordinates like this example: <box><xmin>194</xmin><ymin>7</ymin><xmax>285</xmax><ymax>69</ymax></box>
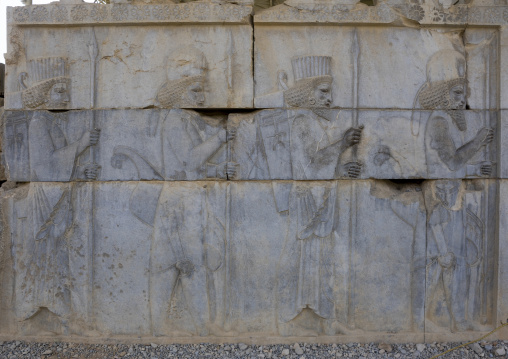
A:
<box><xmin>321</xmin><ymin>88</ymin><xmax>329</xmax><ymax>93</ymax></box>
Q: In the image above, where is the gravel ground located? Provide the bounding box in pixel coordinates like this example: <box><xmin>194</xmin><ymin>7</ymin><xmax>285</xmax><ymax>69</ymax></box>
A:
<box><xmin>0</xmin><ymin>340</ymin><xmax>507</xmax><ymax>359</ymax></box>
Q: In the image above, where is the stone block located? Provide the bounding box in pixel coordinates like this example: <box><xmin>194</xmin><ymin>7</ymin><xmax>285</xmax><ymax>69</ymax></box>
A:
<box><xmin>254</xmin><ymin>24</ymin><xmax>498</xmax><ymax>111</ymax></box>
<box><xmin>498</xmin><ymin>180</ymin><xmax>508</xmax><ymax>327</ymax></box>
<box><xmin>4</xmin><ymin>3</ymin><xmax>253</xmax><ymax>110</ymax></box>
<box><xmin>230</xmin><ymin>109</ymin><xmax>498</xmax><ymax>180</ymax></box>
<box><xmin>3</xmin><ymin>109</ymin><xmax>229</xmax><ymax>182</ymax></box>
<box><xmin>1</xmin><ymin>179</ymin><xmax>497</xmax><ymax>338</ymax></box>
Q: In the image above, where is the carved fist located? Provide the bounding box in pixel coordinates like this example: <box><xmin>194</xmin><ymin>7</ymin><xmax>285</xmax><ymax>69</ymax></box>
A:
<box><xmin>343</xmin><ymin>127</ymin><xmax>362</xmax><ymax>148</ymax></box>
<box><xmin>340</xmin><ymin>162</ymin><xmax>363</xmax><ymax>179</ymax></box>
<box><xmin>84</xmin><ymin>163</ymin><xmax>101</xmax><ymax>181</ymax></box>
<box><xmin>438</xmin><ymin>252</ymin><xmax>455</xmax><ymax>269</ymax></box>
<box><xmin>89</xmin><ymin>128</ymin><xmax>101</xmax><ymax>146</ymax></box>
<box><xmin>478</xmin><ymin>161</ymin><xmax>493</xmax><ymax>177</ymax></box>
<box><xmin>477</xmin><ymin>128</ymin><xmax>494</xmax><ymax>147</ymax></box>
<box><xmin>218</xmin><ymin>161</ymin><xmax>239</xmax><ymax>179</ymax></box>
<box><xmin>176</xmin><ymin>260</ymin><xmax>195</xmax><ymax>277</ymax></box>
<box><xmin>226</xmin><ymin>128</ymin><xmax>237</xmax><ymax>142</ymax></box>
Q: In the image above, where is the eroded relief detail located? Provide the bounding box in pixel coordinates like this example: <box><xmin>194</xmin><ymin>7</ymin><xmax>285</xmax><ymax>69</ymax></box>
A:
<box><xmin>155</xmin><ymin>47</ymin><xmax>207</xmax><ymax>109</ymax></box>
<box><xmin>150</xmin><ymin>183</ymin><xmax>230</xmax><ymax>336</ymax></box>
<box><xmin>423</xmin><ymin>180</ymin><xmax>494</xmax><ymax>332</ymax></box>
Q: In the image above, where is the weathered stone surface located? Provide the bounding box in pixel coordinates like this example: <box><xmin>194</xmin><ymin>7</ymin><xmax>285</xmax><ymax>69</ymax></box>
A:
<box><xmin>5</xmin><ymin>7</ymin><xmax>253</xmax><ymax>110</ymax></box>
<box><xmin>423</xmin><ymin>179</ymin><xmax>497</xmax><ymax>333</ymax></box>
<box><xmin>254</xmin><ymin>26</ymin><xmax>498</xmax><ymax>110</ymax></box>
<box><xmin>1</xmin><ymin>0</ymin><xmax>508</xmax><ymax>344</ymax></box>
<box><xmin>0</xmin><ymin>179</ymin><xmax>499</xmax><ymax>338</ymax></box>
<box><xmin>497</xmin><ymin>180</ymin><xmax>508</xmax><ymax>329</ymax></box>
<box><xmin>3</xmin><ymin>109</ymin><xmax>230</xmax><ymax>182</ymax></box>
<box><xmin>230</xmin><ymin>109</ymin><xmax>497</xmax><ymax>180</ymax></box>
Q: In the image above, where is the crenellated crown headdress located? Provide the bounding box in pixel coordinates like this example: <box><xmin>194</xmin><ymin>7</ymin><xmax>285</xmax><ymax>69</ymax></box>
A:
<box><xmin>28</xmin><ymin>57</ymin><xmax>69</xmax><ymax>84</ymax></box>
<box><xmin>21</xmin><ymin>57</ymin><xmax>70</xmax><ymax>109</ymax></box>
<box><xmin>291</xmin><ymin>56</ymin><xmax>332</xmax><ymax>82</ymax></box>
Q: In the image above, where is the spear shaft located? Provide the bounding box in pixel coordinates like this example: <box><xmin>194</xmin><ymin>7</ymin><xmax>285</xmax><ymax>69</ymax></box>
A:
<box><xmin>86</xmin><ymin>27</ymin><xmax>99</xmax><ymax>325</ymax></box>
<box><xmin>347</xmin><ymin>28</ymin><xmax>360</xmax><ymax>329</ymax></box>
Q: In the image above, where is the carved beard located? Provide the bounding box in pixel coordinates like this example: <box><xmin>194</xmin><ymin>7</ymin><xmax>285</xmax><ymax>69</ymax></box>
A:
<box><xmin>311</xmin><ymin>107</ymin><xmax>332</xmax><ymax>120</ymax></box>
<box><xmin>447</xmin><ymin>110</ymin><xmax>467</xmax><ymax>132</ymax></box>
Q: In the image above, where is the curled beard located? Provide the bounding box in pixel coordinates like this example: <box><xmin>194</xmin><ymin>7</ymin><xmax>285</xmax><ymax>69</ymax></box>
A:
<box><xmin>447</xmin><ymin>110</ymin><xmax>467</xmax><ymax>131</ymax></box>
<box><xmin>311</xmin><ymin>107</ymin><xmax>332</xmax><ymax>120</ymax></box>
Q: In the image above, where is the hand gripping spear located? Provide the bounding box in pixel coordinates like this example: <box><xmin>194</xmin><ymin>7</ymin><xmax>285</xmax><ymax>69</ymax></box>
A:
<box><xmin>85</xmin><ymin>27</ymin><xmax>99</xmax><ymax>324</ymax></box>
<box><xmin>347</xmin><ymin>28</ymin><xmax>361</xmax><ymax>330</ymax></box>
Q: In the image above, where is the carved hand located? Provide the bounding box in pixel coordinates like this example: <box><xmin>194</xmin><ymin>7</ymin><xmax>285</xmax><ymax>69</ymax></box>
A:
<box><xmin>437</xmin><ymin>252</ymin><xmax>455</xmax><ymax>269</ymax></box>
<box><xmin>478</xmin><ymin>161</ymin><xmax>493</xmax><ymax>177</ymax></box>
<box><xmin>226</xmin><ymin>128</ymin><xmax>237</xmax><ymax>142</ymax></box>
<box><xmin>84</xmin><ymin>163</ymin><xmax>101</xmax><ymax>181</ymax></box>
<box><xmin>217</xmin><ymin>162</ymin><xmax>239</xmax><ymax>179</ymax></box>
<box><xmin>477</xmin><ymin>128</ymin><xmax>494</xmax><ymax>147</ymax></box>
<box><xmin>340</xmin><ymin>162</ymin><xmax>363</xmax><ymax>178</ymax></box>
<box><xmin>343</xmin><ymin>127</ymin><xmax>362</xmax><ymax>148</ymax></box>
<box><xmin>89</xmin><ymin>128</ymin><xmax>101</xmax><ymax>146</ymax></box>
<box><xmin>176</xmin><ymin>260</ymin><xmax>195</xmax><ymax>277</ymax></box>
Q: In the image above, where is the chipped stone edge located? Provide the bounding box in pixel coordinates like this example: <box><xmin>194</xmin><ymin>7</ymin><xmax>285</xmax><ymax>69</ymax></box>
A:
<box><xmin>254</xmin><ymin>2</ymin><xmax>508</xmax><ymax>26</ymax></box>
<box><xmin>7</xmin><ymin>3</ymin><xmax>252</xmax><ymax>26</ymax></box>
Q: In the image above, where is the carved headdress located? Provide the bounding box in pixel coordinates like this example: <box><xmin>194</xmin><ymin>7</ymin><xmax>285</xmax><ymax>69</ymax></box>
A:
<box><xmin>283</xmin><ymin>56</ymin><xmax>332</xmax><ymax>108</ymax></box>
<box><xmin>21</xmin><ymin>57</ymin><xmax>70</xmax><ymax>109</ymax></box>
<box><xmin>156</xmin><ymin>47</ymin><xmax>207</xmax><ymax>108</ymax></box>
<box><xmin>418</xmin><ymin>50</ymin><xmax>467</xmax><ymax>110</ymax></box>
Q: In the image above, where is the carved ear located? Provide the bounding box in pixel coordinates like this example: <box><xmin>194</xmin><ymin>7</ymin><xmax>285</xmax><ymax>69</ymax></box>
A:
<box><xmin>277</xmin><ymin>70</ymin><xmax>289</xmax><ymax>91</ymax></box>
<box><xmin>309</xmin><ymin>97</ymin><xmax>316</xmax><ymax>105</ymax></box>
<box><xmin>18</xmin><ymin>72</ymin><xmax>29</xmax><ymax>90</ymax></box>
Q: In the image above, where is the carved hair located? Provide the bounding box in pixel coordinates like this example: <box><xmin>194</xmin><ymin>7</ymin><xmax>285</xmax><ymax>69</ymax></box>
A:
<box><xmin>418</xmin><ymin>78</ymin><xmax>466</xmax><ymax>110</ymax></box>
<box><xmin>21</xmin><ymin>76</ymin><xmax>70</xmax><ymax>109</ymax></box>
<box><xmin>156</xmin><ymin>75</ymin><xmax>205</xmax><ymax>108</ymax></box>
<box><xmin>283</xmin><ymin>76</ymin><xmax>332</xmax><ymax>108</ymax></box>
<box><xmin>418</xmin><ymin>78</ymin><xmax>467</xmax><ymax>131</ymax></box>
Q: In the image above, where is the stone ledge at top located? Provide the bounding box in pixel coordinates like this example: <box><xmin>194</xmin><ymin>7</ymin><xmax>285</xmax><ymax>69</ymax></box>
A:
<box><xmin>254</xmin><ymin>0</ymin><xmax>508</xmax><ymax>25</ymax></box>
<box><xmin>7</xmin><ymin>2</ymin><xmax>252</xmax><ymax>25</ymax></box>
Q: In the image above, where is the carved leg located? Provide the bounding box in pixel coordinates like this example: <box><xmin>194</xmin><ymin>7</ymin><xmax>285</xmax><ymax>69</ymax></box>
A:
<box><xmin>180</xmin><ymin>266</ymin><xmax>211</xmax><ymax>336</ymax></box>
<box><xmin>150</xmin><ymin>268</ymin><xmax>179</xmax><ymax>337</ymax></box>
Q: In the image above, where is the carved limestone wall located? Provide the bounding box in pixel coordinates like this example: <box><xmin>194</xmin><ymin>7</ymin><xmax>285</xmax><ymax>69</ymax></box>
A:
<box><xmin>0</xmin><ymin>0</ymin><xmax>507</xmax><ymax>343</ymax></box>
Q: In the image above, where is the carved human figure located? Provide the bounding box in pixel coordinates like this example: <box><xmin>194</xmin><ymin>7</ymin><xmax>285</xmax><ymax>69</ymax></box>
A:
<box><xmin>156</xmin><ymin>47</ymin><xmax>206</xmax><ymax>109</ymax></box>
<box><xmin>423</xmin><ymin>180</ymin><xmax>485</xmax><ymax>332</ymax></box>
<box><xmin>15</xmin><ymin>109</ymin><xmax>100</xmax><ymax>333</ymax></box>
<box><xmin>19</xmin><ymin>58</ymin><xmax>71</xmax><ymax>110</ymax></box>
<box><xmin>419</xmin><ymin>50</ymin><xmax>494</xmax><ymax>177</ymax></box>
<box><xmin>147</xmin><ymin>49</ymin><xmax>234</xmax><ymax>336</ymax></box>
<box><xmin>270</xmin><ymin>56</ymin><xmax>362</xmax><ymax>335</ymax></box>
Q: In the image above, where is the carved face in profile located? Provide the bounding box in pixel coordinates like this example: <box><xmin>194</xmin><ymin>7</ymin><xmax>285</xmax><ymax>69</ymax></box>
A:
<box><xmin>435</xmin><ymin>180</ymin><xmax>461</xmax><ymax>209</ymax></box>
<box><xmin>186</xmin><ymin>80</ymin><xmax>205</xmax><ymax>106</ymax></box>
<box><xmin>448</xmin><ymin>84</ymin><xmax>466</xmax><ymax>110</ymax></box>
<box><xmin>47</xmin><ymin>81</ymin><xmax>70</xmax><ymax>109</ymax></box>
<box><xmin>310</xmin><ymin>81</ymin><xmax>333</xmax><ymax>108</ymax></box>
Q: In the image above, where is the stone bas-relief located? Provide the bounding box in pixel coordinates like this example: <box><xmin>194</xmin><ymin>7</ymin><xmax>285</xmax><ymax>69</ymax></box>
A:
<box><xmin>3</xmin><ymin>109</ymin><xmax>234</xmax><ymax>182</ymax></box>
<box><xmin>2</xmin><ymin>180</ymin><xmax>496</xmax><ymax>337</ymax></box>
<box><xmin>254</xmin><ymin>26</ymin><xmax>498</xmax><ymax>110</ymax></box>
<box><xmin>231</xmin><ymin>109</ymin><xmax>497</xmax><ymax>180</ymax></box>
<box><xmin>4</xmin><ymin>24</ymin><xmax>252</xmax><ymax>110</ymax></box>
<box><xmin>423</xmin><ymin>180</ymin><xmax>497</xmax><ymax>333</ymax></box>
<box><xmin>2</xmin><ymin>0</ymin><xmax>508</xmax><ymax>344</ymax></box>
<box><xmin>7</xmin><ymin>107</ymin><xmax>497</xmax><ymax>182</ymax></box>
